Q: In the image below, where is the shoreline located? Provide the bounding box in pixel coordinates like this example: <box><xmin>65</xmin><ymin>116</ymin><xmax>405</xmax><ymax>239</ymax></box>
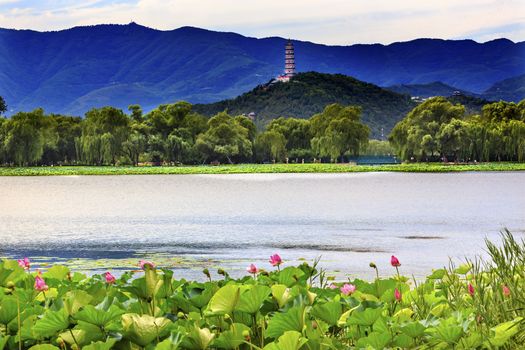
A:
<box><xmin>0</xmin><ymin>162</ymin><xmax>524</xmax><ymax>176</ymax></box>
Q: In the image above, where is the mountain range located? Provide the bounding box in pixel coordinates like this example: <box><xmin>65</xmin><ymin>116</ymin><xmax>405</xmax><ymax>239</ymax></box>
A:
<box><xmin>0</xmin><ymin>23</ymin><xmax>524</xmax><ymax>115</ymax></box>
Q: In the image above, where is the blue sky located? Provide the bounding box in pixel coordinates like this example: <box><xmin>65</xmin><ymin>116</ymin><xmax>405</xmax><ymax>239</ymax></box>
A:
<box><xmin>0</xmin><ymin>0</ymin><xmax>523</xmax><ymax>44</ymax></box>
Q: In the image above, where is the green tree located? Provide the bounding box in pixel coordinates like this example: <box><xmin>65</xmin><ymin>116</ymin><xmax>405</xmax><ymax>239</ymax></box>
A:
<box><xmin>80</xmin><ymin>107</ymin><xmax>130</xmax><ymax>165</ymax></box>
<box><xmin>3</xmin><ymin>109</ymin><xmax>47</xmax><ymax>165</ymax></box>
<box><xmin>310</xmin><ymin>104</ymin><xmax>370</xmax><ymax>162</ymax></box>
<box><xmin>195</xmin><ymin>112</ymin><xmax>253</xmax><ymax>164</ymax></box>
<box><xmin>255</xmin><ymin>130</ymin><xmax>286</xmax><ymax>162</ymax></box>
<box><xmin>389</xmin><ymin>97</ymin><xmax>465</xmax><ymax>161</ymax></box>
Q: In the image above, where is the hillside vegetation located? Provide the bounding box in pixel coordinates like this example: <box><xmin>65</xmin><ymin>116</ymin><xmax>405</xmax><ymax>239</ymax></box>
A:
<box><xmin>194</xmin><ymin>72</ymin><xmax>416</xmax><ymax>137</ymax></box>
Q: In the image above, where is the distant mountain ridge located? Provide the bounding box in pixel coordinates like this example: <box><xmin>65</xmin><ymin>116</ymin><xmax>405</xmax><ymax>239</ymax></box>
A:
<box><xmin>387</xmin><ymin>82</ymin><xmax>479</xmax><ymax>98</ymax></box>
<box><xmin>0</xmin><ymin>23</ymin><xmax>524</xmax><ymax>115</ymax></box>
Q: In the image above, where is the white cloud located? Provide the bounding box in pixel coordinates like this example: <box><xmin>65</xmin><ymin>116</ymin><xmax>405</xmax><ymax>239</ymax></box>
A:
<box><xmin>0</xmin><ymin>0</ymin><xmax>523</xmax><ymax>44</ymax></box>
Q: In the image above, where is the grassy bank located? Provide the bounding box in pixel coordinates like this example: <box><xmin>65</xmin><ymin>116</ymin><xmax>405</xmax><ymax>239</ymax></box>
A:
<box><xmin>0</xmin><ymin>232</ymin><xmax>523</xmax><ymax>349</ymax></box>
<box><xmin>0</xmin><ymin>162</ymin><xmax>525</xmax><ymax>176</ymax></box>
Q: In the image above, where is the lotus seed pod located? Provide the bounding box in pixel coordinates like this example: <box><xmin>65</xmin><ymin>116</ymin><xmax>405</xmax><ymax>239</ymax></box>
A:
<box><xmin>71</xmin><ymin>344</ymin><xmax>79</xmax><ymax>350</ymax></box>
<box><xmin>224</xmin><ymin>314</ymin><xmax>231</xmax><ymax>320</ymax></box>
<box><xmin>369</xmin><ymin>262</ymin><xmax>377</xmax><ymax>269</ymax></box>
<box><xmin>242</xmin><ymin>330</ymin><xmax>250</xmax><ymax>338</ymax></box>
<box><xmin>177</xmin><ymin>311</ymin><xmax>185</xmax><ymax>319</ymax></box>
<box><xmin>6</xmin><ymin>281</ymin><xmax>15</xmax><ymax>289</ymax></box>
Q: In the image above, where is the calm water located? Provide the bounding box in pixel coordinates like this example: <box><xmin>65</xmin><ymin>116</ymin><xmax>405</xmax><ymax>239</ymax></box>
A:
<box><xmin>1</xmin><ymin>172</ymin><xmax>524</xmax><ymax>279</ymax></box>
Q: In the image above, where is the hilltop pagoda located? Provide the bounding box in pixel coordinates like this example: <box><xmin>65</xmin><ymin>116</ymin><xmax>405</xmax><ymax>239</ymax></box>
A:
<box><xmin>277</xmin><ymin>40</ymin><xmax>296</xmax><ymax>82</ymax></box>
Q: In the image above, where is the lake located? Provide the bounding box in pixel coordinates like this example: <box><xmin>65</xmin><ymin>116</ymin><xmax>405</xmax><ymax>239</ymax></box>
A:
<box><xmin>1</xmin><ymin>172</ymin><xmax>524</xmax><ymax>280</ymax></box>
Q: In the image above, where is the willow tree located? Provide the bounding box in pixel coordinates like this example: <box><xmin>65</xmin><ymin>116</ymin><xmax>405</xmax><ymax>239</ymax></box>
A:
<box><xmin>255</xmin><ymin>130</ymin><xmax>287</xmax><ymax>162</ymax></box>
<box><xmin>389</xmin><ymin>97</ymin><xmax>465</xmax><ymax>161</ymax></box>
<box><xmin>195</xmin><ymin>112</ymin><xmax>254</xmax><ymax>164</ymax></box>
<box><xmin>80</xmin><ymin>107</ymin><xmax>130</xmax><ymax>165</ymax></box>
<box><xmin>310</xmin><ymin>104</ymin><xmax>369</xmax><ymax>162</ymax></box>
<box><xmin>3</xmin><ymin>109</ymin><xmax>49</xmax><ymax>166</ymax></box>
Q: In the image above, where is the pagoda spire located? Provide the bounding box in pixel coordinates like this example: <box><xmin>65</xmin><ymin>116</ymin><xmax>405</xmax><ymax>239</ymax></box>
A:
<box><xmin>284</xmin><ymin>39</ymin><xmax>296</xmax><ymax>77</ymax></box>
<box><xmin>276</xmin><ymin>39</ymin><xmax>296</xmax><ymax>82</ymax></box>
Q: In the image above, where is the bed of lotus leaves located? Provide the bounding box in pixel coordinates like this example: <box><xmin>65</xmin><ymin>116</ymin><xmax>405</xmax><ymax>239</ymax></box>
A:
<box><xmin>0</xmin><ymin>233</ymin><xmax>524</xmax><ymax>349</ymax></box>
<box><xmin>0</xmin><ymin>162</ymin><xmax>524</xmax><ymax>176</ymax></box>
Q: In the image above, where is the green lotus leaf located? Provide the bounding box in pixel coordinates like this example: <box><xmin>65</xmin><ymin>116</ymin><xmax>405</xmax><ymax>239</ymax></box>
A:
<box><xmin>0</xmin><ymin>260</ymin><xmax>25</xmax><ymax>286</ymax></box>
<box><xmin>278</xmin><ymin>267</ymin><xmax>305</xmax><ymax>287</ymax></box>
<box><xmin>181</xmin><ymin>326</ymin><xmax>215</xmax><ymax>350</ymax></box>
<box><xmin>453</xmin><ymin>263</ymin><xmax>472</xmax><ymax>275</ymax></box>
<box><xmin>426</xmin><ymin>317</ymin><xmax>464</xmax><ymax>344</ymax></box>
<box><xmin>311</xmin><ymin>301</ymin><xmax>342</xmax><ymax>326</ymax></box>
<box><xmin>122</xmin><ymin>313</ymin><xmax>172</xmax><ymax>346</ymax></box>
<box><xmin>264</xmin><ymin>331</ymin><xmax>308</xmax><ymax>350</ymax></box>
<box><xmin>0</xmin><ymin>335</ymin><xmax>9</xmax><ymax>350</ymax></box>
<box><xmin>347</xmin><ymin>307</ymin><xmax>383</xmax><ymax>326</ymax></box>
<box><xmin>355</xmin><ymin>331</ymin><xmax>391</xmax><ymax>350</ymax></box>
<box><xmin>28</xmin><ymin>345</ymin><xmax>60</xmax><ymax>350</ymax></box>
<box><xmin>266</xmin><ymin>306</ymin><xmax>305</xmax><ymax>339</ymax></box>
<box><xmin>206</xmin><ymin>284</ymin><xmax>240</xmax><ymax>316</ymax></box>
<box><xmin>63</xmin><ymin>290</ymin><xmax>93</xmax><ymax>316</ymax></box>
<box><xmin>486</xmin><ymin>317</ymin><xmax>523</xmax><ymax>347</ymax></box>
<box><xmin>75</xmin><ymin>304</ymin><xmax>125</xmax><ymax>327</ymax></box>
<box><xmin>213</xmin><ymin>323</ymin><xmax>250</xmax><ymax>349</ymax></box>
<box><xmin>271</xmin><ymin>285</ymin><xmax>293</xmax><ymax>309</ymax></box>
<box><xmin>33</xmin><ymin>309</ymin><xmax>70</xmax><ymax>339</ymax></box>
<box><xmin>401</xmin><ymin>321</ymin><xmax>426</xmax><ymax>338</ymax></box>
<box><xmin>236</xmin><ymin>285</ymin><xmax>271</xmax><ymax>314</ymax></box>
<box><xmin>58</xmin><ymin>321</ymin><xmax>105</xmax><ymax>346</ymax></box>
<box><xmin>155</xmin><ymin>332</ymin><xmax>184</xmax><ymax>350</ymax></box>
<box><xmin>393</xmin><ymin>334</ymin><xmax>413</xmax><ymax>348</ymax></box>
<box><xmin>0</xmin><ymin>296</ymin><xmax>18</xmax><ymax>325</ymax></box>
<box><xmin>82</xmin><ymin>339</ymin><xmax>118</xmax><ymax>350</ymax></box>
<box><xmin>43</xmin><ymin>265</ymin><xmax>70</xmax><ymax>281</ymax></box>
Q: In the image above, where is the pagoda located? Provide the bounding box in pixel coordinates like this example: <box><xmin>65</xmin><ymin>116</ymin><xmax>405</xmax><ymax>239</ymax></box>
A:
<box><xmin>277</xmin><ymin>40</ymin><xmax>296</xmax><ymax>82</ymax></box>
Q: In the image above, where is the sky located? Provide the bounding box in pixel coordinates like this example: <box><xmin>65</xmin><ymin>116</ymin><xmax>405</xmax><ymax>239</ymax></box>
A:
<box><xmin>0</xmin><ymin>0</ymin><xmax>524</xmax><ymax>45</ymax></box>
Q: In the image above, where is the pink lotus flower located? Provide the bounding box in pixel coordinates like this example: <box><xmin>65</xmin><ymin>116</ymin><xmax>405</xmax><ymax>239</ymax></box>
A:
<box><xmin>328</xmin><ymin>283</ymin><xmax>339</xmax><ymax>289</ymax></box>
<box><xmin>390</xmin><ymin>255</ymin><xmax>401</xmax><ymax>267</ymax></box>
<box><xmin>139</xmin><ymin>260</ymin><xmax>156</xmax><ymax>270</ymax></box>
<box><xmin>18</xmin><ymin>257</ymin><xmax>30</xmax><ymax>270</ymax></box>
<box><xmin>34</xmin><ymin>272</ymin><xmax>48</xmax><ymax>292</ymax></box>
<box><xmin>105</xmin><ymin>272</ymin><xmax>116</xmax><ymax>284</ymax></box>
<box><xmin>269</xmin><ymin>254</ymin><xmax>283</xmax><ymax>267</ymax></box>
<box><xmin>247</xmin><ymin>264</ymin><xmax>259</xmax><ymax>275</ymax></box>
<box><xmin>340</xmin><ymin>283</ymin><xmax>356</xmax><ymax>295</ymax></box>
<box><xmin>394</xmin><ymin>288</ymin><xmax>402</xmax><ymax>302</ymax></box>
<box><xmin>502</xmin><ymin>285</ymin><xmax>511</xmax><ymax>297</ymax></box>
<box><xmin>468</xmin><ymin>283</ymin><xmax>475</xmax><ymax>296</ymax></box>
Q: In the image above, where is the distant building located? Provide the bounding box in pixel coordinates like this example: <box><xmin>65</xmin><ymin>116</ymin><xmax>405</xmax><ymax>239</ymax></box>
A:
<box><xmin>276</xmin><ymin>40</ymin><xmax>296</xmax><ymax>82</ymax></box>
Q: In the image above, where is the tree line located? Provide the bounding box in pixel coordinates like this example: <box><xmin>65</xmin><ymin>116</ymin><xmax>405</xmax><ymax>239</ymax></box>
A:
<box><xmin>0</xmin><ymin>99</ymin><xmax>371</xmax><ymax>166</ymax></box>
<box><xmin>390</xmin><ymin>97</ymin><xmax>525</xmax><ymax>162</ymax></box>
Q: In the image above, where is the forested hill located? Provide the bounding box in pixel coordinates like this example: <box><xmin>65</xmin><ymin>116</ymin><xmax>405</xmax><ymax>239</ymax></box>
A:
<box><xmin>483</xmin><ymin>74</ymin><xmax>525</xmax><ymax>102</ymax></box>
<box><xmin>1</xmin><ymin>23</ymin><xmax>524</xmax><ymax>115</ymax></box>
<box><xmin>194</xmin><ymin>72</ymin><xmax>417</xmax><ymax>136</ymax></box>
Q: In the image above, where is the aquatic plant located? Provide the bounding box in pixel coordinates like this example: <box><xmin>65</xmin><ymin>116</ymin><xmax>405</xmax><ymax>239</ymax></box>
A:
<box><xmin>0</xmin><ymin>232</ymin><xmax>523</xmax><ymax>349</ymax></box>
